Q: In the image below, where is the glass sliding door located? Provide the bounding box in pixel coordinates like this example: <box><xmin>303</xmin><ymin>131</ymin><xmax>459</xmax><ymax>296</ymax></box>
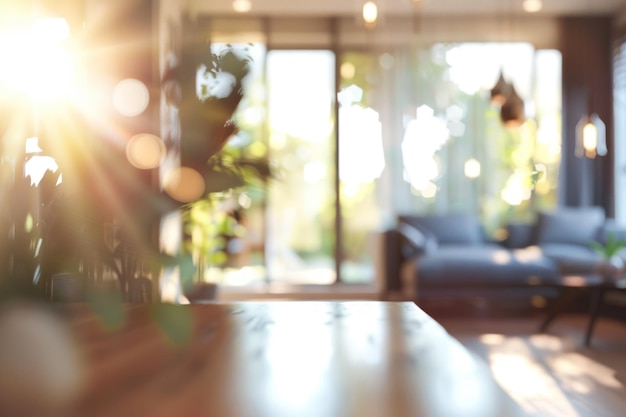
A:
<box><xmin>265</xmin><ymin>50</ymin><xmax>337</xmax><ymax>284</ymax></box>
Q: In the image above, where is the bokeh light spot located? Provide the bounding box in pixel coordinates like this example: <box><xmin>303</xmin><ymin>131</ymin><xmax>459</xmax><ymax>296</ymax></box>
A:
<box><xmin>163</xmin><ymin>167</ymin><xmax>205</xmax><ymax>203</ymax></box>
<box><xmin>340</xmin><ymin>62</ymin><xmax>356</xmax><ymax>80</ymax></box>
<box><xmin>112</xmin><ymin>79</ymin><xmax>149</xmax><ymax>117</ymax></box>
<box><xmin>126</xmin><ymin>134</ymin><xmax>166</xmax><ymax>169</ymax></box>
<box><xmin>464</xmin><ymin>158</ymin><xmax>481</xmax><ymax>179</ymax></box>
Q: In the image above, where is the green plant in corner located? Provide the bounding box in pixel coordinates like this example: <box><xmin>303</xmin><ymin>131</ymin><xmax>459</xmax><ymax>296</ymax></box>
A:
<box><xmin>590</xmin><ymin>232</ymin><xmax>626</xmax><ymax>279</ymax></box>
<box><xmin>0</xmin><ymin>15</ymin><xmax>266</xmax><ymax>343</ymax></box>
<box><xmin>178</xmin><ymin>194</ymin><xmax>234</xmax><ymax>300</ymax></box>
<box><xmin>590</xmin><ymin>232</ymin><xmax>626</xmax><ymax>260</ymax></box>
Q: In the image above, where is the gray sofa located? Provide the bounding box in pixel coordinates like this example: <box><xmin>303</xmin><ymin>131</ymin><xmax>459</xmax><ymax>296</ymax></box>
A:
<box><xmin>384</xmin><ymin>206</ymin><xmax>626</xmax><ymax>302</ymax></box>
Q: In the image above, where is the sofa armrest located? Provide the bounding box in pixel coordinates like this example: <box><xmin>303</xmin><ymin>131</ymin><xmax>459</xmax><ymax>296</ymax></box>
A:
<box><xmin>396</xmin><ymin>222</ymin><xmax>438</xmax><ymax>258</ymax></box>
<box><xmin>382</xmin><ymin>222</ymin><xmax>437</xmax><ymax>294</ymax></box>
<box><xmin>383</xmin><ymin>229</ymin><xmax>403</xmax><ymax>293</ymax></box>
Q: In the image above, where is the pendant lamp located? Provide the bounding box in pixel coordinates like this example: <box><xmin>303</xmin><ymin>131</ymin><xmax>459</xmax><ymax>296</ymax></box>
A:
<box><xmin>490</xmin><ymin>70</ymin><xmax>510</xmax><ymax>107</ymax></box>
<box><xmin>575</xmin><ymin>112</ymin><xmax>607</xmax><ymax>159</ymax></box>
<box><xmin>522</xmin><ymin>0</ymin><xmax>543</xmax><ymax>13</ymax></box>
<box><xmin>499</xmin><ymin>84</ymin><xmax>525</xmax><ymax>127</ymax></box>
<box><xmin>362</xmin><ymin>1</ymin><xmax>378</xmax><ymax>29</ymax></box>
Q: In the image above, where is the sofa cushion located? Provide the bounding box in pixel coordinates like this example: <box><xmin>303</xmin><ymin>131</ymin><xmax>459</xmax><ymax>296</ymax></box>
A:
<box><xmin>539</xmin><ymin>243</ymin><xmax>603</xmax><ymax>274</ymax></box>
<box><xmin>401</xmin><ymin>213</ymin><xmax>482</xmax><ymax>246</ymax></box>
<box><xmin>536</xmin><ymin>206</ymin><xmax>605</xmax><ymax>246</ymax></box>
<box><xmin>415</xmin><ymin>246</ymin><xmax>559</xmax><ymax>287</ymax></box>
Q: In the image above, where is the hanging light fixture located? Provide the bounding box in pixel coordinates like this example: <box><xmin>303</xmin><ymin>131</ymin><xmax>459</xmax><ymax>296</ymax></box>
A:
<box><xmin>362</xmin><ymin>1</ymin><xmax>378</xmax><ymax>29</ymax></box>
<box><xmin>490</xmin><ymin>0</ymin><xmax>512</xmax><ymax>107</ymax></box>
<box><xmin>499</xmin><ymin>83</ymin><xmax>525</xmax><ymax>128</ymax></box>
<box><xmin>491</xmin><ymin>1</ymin><xmax>527</xmax><ymax>128</ymax></box>
<box><xmin>522</xmin><ymin>0</ymin><xmax>542</xmax><ymax>13</ymax></box>
<box><xmin>232</xmin><ymin>0</ymin><xmax>252</xmax><ymax>13</ymax></box>
<box><xmin>576</xmin><ymin>113</ymin><xmax>607</xmax><ymax>159</ymax></box>
<box><xmin>490</xmin><ymin>71</ymin><xmax>511</xmax><ymax>107</ymax></box>
<box><xmin>574</xmin><ymin>0</ymin><xmax>607</xmax><ymax>159</ymax></box>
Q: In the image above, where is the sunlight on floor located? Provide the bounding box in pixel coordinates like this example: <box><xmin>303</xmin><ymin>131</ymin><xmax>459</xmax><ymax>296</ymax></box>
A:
<box><xmin>546</xmin><ymin>353</ymin><xmax>623</xmax><ymax>391</ymax></box>
<box><xmin>489</xmin><ymin>340</ymin><xmax>579</xmax><ymax>416</ymax></box>
<box><xmin>479</xmin><ymin>333</ymin><xmax>623</xmax><ymax>417</ymax></box>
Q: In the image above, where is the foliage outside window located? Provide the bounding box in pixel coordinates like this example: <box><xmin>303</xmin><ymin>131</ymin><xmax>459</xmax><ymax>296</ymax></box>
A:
<box><xmin>398</xmin><ymin>43</ymin><xmax>561</xmax><ymax>236</ymax></box>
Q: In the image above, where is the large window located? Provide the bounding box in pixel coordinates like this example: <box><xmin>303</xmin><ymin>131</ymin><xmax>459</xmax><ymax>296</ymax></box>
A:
<box><xmin>205</xmin><ymin>19</ymin><xmax>563</xmax><ymax>286</ymax></box>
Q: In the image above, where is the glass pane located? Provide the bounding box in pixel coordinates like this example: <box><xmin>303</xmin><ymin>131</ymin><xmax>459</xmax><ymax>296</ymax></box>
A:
<box><xmin>266</xmin><ymin>50</ymin><xmax>336</xmax><ymax>284</ymax></box>
<box><xmin>532</xmin><ymin>49</ymin><xmax>562</xmax><ymax>212</ymax></box>
<box><xmin>338</xmin><ymin>53</ymin><xmax>386</xmax><ymax>284</ymax></box>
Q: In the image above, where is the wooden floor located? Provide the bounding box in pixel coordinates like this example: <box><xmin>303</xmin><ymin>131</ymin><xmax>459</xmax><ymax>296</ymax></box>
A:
<box><xmin>436</xmin><ymin>312</ymin><xmax>626</xmax><ymax>417</ymax></box>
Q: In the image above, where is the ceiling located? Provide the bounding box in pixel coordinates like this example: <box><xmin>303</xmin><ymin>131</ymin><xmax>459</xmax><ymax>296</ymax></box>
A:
<box><xmin>189</xmin><ymin>0</ymin><xmax>626</xmax><ymax>18</ymax></box>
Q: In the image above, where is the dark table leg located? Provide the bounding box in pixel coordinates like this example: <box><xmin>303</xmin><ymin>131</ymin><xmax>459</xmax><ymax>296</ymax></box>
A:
<box><xmin>584</xmin><ymin>287</ymin><xmax>605</xmax><ymax>347</ymax></box>
<box><xmin>539</xmin><ymin>288</ymin><xmax>586</xmax><ymax>333</ymax></box>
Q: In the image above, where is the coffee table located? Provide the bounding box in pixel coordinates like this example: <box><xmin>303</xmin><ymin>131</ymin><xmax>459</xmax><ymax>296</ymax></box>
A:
<box><xmin>538</xmin><ymin>273</ymin><xmax>626</xmax><ymax>346</ymax></box>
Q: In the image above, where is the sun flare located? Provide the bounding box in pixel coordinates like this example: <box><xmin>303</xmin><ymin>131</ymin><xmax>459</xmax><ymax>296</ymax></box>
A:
<box><xmin>0</xmin><ymin>18</ymin><xmax>78</xmax><ymax>104</ymax></box>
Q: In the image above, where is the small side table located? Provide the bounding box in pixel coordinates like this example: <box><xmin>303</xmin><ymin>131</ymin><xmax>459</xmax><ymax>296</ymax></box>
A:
<box><xmin>538</xmin><ymin>274</ymin><xmax>626</xmax><ymax>347</ymax></box>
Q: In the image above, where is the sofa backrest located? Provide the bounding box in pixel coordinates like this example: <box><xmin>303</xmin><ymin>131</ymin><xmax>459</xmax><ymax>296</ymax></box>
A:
<box><xmin>505</xmin><ymin>206</ymin><xmax>606</xmax><ymax>248</ymax></box>
<box><xmin>399</xmin><ymin>213</ymin><xmax>483</xmax><ymax>246</ymax></box>
<box><xmin>535</xmin><ymin>206</ymin><xmax>606</xmax><ymax>246</ymax></box>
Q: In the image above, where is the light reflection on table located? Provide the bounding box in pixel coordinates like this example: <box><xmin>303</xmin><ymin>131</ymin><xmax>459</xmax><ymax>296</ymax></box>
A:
<box><xmin>70</xmin><ymin>301</ymin><xmax>528</xmax><ymax>417</ymax></box>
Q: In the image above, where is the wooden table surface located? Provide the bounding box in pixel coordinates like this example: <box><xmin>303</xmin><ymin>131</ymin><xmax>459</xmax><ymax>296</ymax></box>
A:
<box><xmin>63</xmin><ymin>301</ymin><xmax>528</xmax><ymax>417</ymax></box>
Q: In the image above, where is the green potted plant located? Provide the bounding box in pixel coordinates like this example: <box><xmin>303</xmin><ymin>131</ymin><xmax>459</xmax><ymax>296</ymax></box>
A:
<box><xmin>0</xmin><ymin>14</ymin><xmax>267</xmax><ymax>416</ymax></box>
<box><xmin>178</xmin><ymin>196</ymin><xmax>229</xmax><ymax>302</ymax></box>
<box><xmin>590</xmin><ymin>232</ymin><xmax>626</xmax><ymax>279</ymax></box>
